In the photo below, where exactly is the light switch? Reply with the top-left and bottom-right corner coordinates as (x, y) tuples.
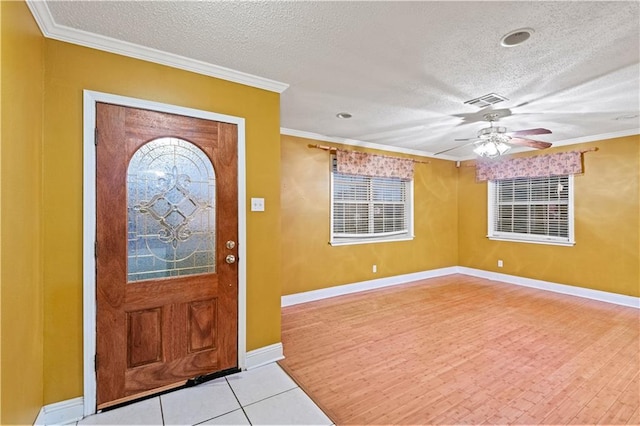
(251, 197), (265, 212)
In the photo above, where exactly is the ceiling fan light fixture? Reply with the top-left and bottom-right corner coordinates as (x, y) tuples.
(478, 125), (507, 139)
(496, 141), (511, 155)
(473, 142), (491, 157)
(473, 139), (511, 158)
(473, 115), (512, 157)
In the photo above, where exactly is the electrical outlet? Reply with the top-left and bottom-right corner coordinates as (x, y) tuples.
(251, 197), (265, 212)
(372, 264), (377, 273)
(497, 259), (504, 268)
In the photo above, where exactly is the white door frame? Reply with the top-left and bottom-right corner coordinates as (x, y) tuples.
(82, 90), (247, 416)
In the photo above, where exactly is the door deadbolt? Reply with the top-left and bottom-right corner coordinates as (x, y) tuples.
(226, 240), (236, 250)
(225, 254), (236, 264)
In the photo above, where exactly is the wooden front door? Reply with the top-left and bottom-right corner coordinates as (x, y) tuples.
(95, 103), (238, 409)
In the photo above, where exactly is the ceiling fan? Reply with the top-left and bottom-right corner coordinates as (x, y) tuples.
(435, 113), (552, 158)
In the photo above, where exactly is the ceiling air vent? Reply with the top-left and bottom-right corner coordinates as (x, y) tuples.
(463, 93), (509, 108)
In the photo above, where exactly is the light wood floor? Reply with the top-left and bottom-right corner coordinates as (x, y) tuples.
(279, 274), (639, 425)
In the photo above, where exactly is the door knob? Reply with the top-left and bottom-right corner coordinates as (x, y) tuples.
(225, 254), (236, 264)
(226, 240), (236, 250)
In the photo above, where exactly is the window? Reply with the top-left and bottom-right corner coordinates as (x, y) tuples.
(331, 158), (413, 245)
(488, 175), (574, 246)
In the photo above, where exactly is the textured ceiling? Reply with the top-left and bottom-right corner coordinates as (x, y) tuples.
(38, 1), (640, 159)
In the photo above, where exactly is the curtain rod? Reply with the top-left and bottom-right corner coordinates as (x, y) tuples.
(462, 147), (599, 167)
(580, 147), (599, 153)
(308, 144), (430, 164)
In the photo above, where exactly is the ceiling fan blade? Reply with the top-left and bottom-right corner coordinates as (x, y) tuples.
(454, 137), (477, 141)
(509, 138), (553, 149)
(434, 141), (473, 155)
(508, 128), (552, 137)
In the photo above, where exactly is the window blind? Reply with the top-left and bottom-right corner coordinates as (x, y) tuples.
(489, 175), (573, 244)
(331, 159), (410, 242)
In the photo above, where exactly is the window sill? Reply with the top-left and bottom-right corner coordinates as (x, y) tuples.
(330, 235), (415, 247)
(487, 236), (575, 247)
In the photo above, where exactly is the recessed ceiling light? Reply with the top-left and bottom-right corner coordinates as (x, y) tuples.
(336, 112), (352, 119)
(501, 28), (534, 47)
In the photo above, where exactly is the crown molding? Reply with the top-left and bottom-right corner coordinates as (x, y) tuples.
(280, 128), (459, 161)
(281, 126), (639, 162)
(550, 128), (640, 147)
(25, 1), (289, 94)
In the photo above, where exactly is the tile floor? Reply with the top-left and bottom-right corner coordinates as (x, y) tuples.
(74, 363), (333, 425)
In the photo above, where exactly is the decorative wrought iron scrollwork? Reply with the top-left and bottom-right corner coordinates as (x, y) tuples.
(134, 166), (212, 248)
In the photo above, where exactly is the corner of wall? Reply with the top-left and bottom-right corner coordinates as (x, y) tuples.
(456, 138), (640, 297)
(0, 1), (46, 424)
(0, 3), (3, 420)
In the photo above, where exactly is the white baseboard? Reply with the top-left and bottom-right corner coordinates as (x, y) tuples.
(35, 396), (84, 426)
(281, 266), (639, 309)
(281, 267), (459, 307)
(458, 267), (640, 309)
(33, 406), (46, 426)
(245, 342), (284, 370)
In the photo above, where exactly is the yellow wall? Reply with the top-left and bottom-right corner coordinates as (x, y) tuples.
(0, 1), (45, 424)
(280, 135), (459, 295)
(42, 41), (282, 403)
(282, 135), (639, 299)
(1, 3), (3, 420)
(458, 136), (640, 297)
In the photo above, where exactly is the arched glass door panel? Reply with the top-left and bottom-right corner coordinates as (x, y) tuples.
(127, 137), (216, 281)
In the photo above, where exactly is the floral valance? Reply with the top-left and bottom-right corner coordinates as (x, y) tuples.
(476, 151), (583, 182)
(336, 149), (414, 180)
